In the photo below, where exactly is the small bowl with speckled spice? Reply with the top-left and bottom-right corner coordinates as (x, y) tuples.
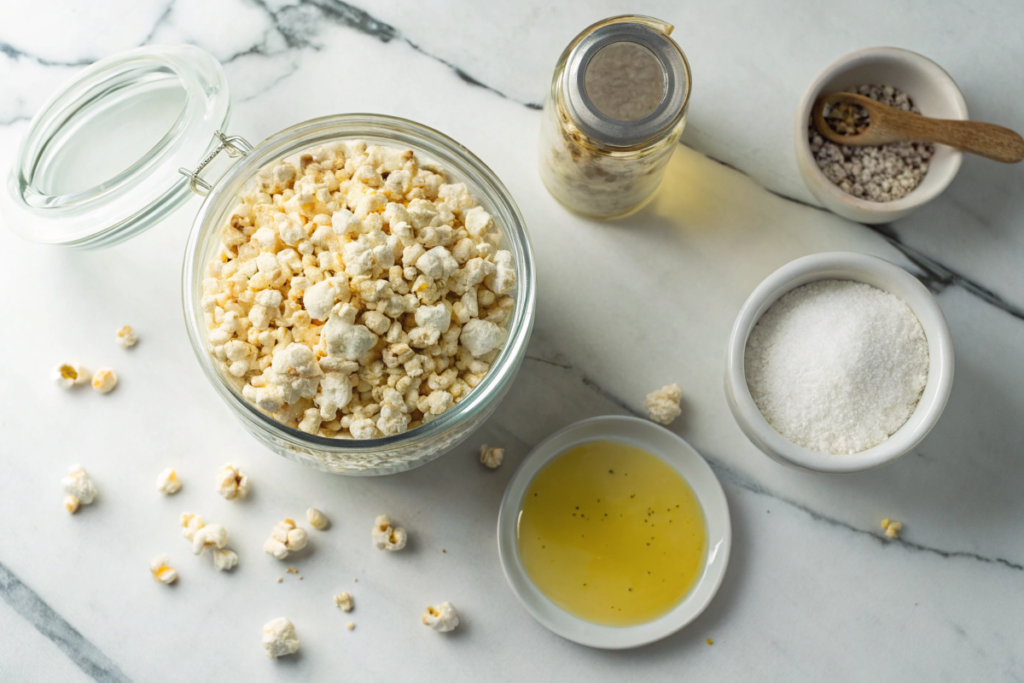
(795, 47), (969, 224)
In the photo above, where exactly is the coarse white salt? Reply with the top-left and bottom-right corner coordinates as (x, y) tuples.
(744, 280), (929, 455)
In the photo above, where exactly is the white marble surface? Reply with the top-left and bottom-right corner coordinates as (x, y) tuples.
(1, 2), (1023, 681)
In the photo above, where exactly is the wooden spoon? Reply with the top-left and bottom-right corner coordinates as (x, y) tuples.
(812, 92), (1024, 163)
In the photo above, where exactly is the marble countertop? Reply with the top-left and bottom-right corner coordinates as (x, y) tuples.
(2, 1), (1022, 681)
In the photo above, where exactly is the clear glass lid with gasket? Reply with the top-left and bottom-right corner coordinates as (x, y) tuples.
(1, 45), (231, 249)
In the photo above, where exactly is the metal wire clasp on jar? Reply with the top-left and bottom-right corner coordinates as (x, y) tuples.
(538, 15), (691, 219)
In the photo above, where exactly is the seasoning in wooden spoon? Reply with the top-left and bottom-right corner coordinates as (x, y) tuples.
(808, 84), (934, 202)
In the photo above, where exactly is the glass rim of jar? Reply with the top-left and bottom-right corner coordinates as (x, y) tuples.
(182, 113), (536, 453)
(560, 17), (691, 149)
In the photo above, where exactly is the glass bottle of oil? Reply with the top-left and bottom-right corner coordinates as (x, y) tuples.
(538, 15), (692, 219)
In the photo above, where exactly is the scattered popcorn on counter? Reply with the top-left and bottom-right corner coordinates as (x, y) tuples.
(213, 548), (238, 571)
(202, 142), (517, 447)
(52, 363), (90, 389)
(264, 518), (308, 559)
(192, 524), (228, 555)
(346, 622), (355, 630)
(180, 513), (205, 541)
(61, 465), (97, 513)
(334, 592), (354, 612)
(422, 602), (459, 633)
(372, 514), (407, 551)
(645, 383), (682, 425)
(91, 368), (118, 394)
(156, 468), (182, 494)
(116, 325), (138, 349)
(150, 555), (178, 584)
(306, 507), (329, 530)
(479, 444), (504, 469)
(262, 618), (300, 658)
(882, 518), (903, 539)
(215, 464), (250, 500)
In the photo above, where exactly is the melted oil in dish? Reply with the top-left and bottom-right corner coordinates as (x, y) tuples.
(517, 440), (706, 626)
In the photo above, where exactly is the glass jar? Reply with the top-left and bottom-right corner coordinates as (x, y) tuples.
(3, 46), (536, 476)
(539, 15), (691, 219)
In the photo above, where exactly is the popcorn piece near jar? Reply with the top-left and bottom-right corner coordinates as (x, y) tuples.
(192, 524), (228, 555)
(479, 444), (504, 469)
(264, 519), (309, 559)
(882, 518), (903, 539)
(334, 592), (354, 612)
(116, 325), (138, 349)
(180, 512), (205, 541)
(645, 384), (682, 425)
(422, 602), (459, 633)
(262, 617), (300, 658)
(156, 468), (182, 494)
(91, 368), (118, 394)
(212, 548), (239, 571)
(372, 514), (407, 551)
(306, 507), (329, 530)
(62, 465), (97, 513)
(216, 464), (250, 500)
(52, 363), (90, 389)
(150, 555), (178, 585)
(202, 142), (517, 445)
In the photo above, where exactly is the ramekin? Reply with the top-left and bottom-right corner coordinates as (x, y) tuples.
(724, 252), (954, 473)
(794, 47), (969, 224)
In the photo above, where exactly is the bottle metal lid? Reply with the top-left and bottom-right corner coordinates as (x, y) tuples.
(562, 19), (691, 149)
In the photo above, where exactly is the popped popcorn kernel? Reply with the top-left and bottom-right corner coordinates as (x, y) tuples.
(150, 555), (178, 584)
(215, 464), (250, 500)
(422, 602), (459, 633)
(883, 518), (903, 539)
(372, 514), (407, 551)
(334, 592), (354, 612)
(306, 507), (329, 530)
(212, 548), (238, 571)
(61, 465), (97, 513)
(479, 444), (504, 469)
(645, 383), (682, 425)
(91, 368), (118, 394)
(264, 518), (308, 560)
(180, 512), (205, 541)
(116, 325), (138, 349)
(156, 468), (182, 494)
(262, 618), (299, 658)
(192, 524), (228, 555)
(52, 363), (90, 389)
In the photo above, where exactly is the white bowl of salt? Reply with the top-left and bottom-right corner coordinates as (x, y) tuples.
(725, 252), (954, 473)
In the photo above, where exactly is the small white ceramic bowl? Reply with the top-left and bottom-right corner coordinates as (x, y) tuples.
(725, 252), (954, 473)
(794, 47), (969, 224)
(496, 416), (731, 649)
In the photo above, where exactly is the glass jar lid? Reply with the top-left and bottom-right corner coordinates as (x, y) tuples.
(1, 45), (230, 248)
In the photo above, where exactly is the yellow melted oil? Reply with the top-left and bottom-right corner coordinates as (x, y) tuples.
(517, 440), (707, 626)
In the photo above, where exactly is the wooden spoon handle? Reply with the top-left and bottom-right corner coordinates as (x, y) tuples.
(903, 116), (1024, 163)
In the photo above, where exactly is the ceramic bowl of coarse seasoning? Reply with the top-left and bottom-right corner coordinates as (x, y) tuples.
(794, 47), (969, 224)
(724, 252), (954, 473)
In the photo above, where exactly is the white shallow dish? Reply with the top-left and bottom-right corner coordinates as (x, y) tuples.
(794, 46), (969, 224)
(496, 415), (731, 649)
(725, 252), (955, 473)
